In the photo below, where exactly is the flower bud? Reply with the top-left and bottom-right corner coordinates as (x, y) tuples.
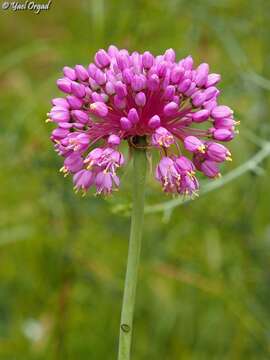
(94, 69), (106, 85)
(180, 55), (193, 70)
(204, 86), (219, 101)
(203, 99), (217, 111)
(206, 142), (231, 162)
(184, 82), (197, 96)
(71, 110), (89, 124)
(131, 74), (146, 92)
(57, 78), (72, 93)
(131, 51), (142, 71)
(135, 92), (146, 107)
(205, 73), (221, 87)
(163, 102), (178, 116)
(63, 66), (77, 81)
(66, 95), (83, 109)
(105, 81), (115, 95)
(212, 128), (234, 141)
(49, 107), (70, 122)
(115, 81), (127, 98)
(52, 98), (70, 108)
(173, 95), (180, 105)
(201, 160), (220, 178)
(184, 136), (205, 153)
(88, 63), (98, 78)
(163, 85), (175, 100)
(192, 91), (206, 107)
(95, 49), (111, 68)
(108, 134), (121, 146)
(120, 117), (132, 130)
(75, 65), (89, 81)
(51, 128), (69, 140)
(178, 79), (191, 93)
(175, 156), (195, 172)
(128, 108), (139, 124)
(184, 70), (192, 79)
(147, 74), (160, 91)
(157, 61), (167, 77)
(195, 63), (209, 87)
(122, 68), (133, 84)
(142, 51), (154, 69)
(192, 109), (210, 123)
(116, 53), (130, 70)
(114, 95), (126, 109)
(213, 117), (235, 129)
(58, 122), (73, 129)
(170, 66), (184, 83)
(88, 78), (99, 91)
(211, 105), (233, 119)
(164, 48), (176, 62)
(91, 92), (104, 102)
(107, 45), (119, 57)
(148, 115), (161, 129)
(90, 101), (109, 117)
(71, 82), (86, 98)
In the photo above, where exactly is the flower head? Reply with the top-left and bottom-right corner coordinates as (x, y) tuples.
(48, 45), (237, 195)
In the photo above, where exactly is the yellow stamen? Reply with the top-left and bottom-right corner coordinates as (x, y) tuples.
(59, 166), (66, 173)
(198, 144), (205, 154)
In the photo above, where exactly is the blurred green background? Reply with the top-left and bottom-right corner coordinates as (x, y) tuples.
(1, 0), (270, 359)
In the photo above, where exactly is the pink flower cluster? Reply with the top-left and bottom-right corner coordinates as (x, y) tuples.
(48, 45), (237, 195)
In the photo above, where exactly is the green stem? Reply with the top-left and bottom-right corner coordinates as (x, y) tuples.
(118, 137), (147, 360)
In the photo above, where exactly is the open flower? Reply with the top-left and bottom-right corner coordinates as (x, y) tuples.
(48, 45), (237, 195)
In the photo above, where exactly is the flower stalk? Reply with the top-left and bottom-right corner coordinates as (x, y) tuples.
(118, 137), (147, 360)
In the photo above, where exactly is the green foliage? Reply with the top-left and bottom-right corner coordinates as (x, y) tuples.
(0, 0), (270, 359)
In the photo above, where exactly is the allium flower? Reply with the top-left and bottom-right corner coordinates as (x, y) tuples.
(47, 45), (238, 195)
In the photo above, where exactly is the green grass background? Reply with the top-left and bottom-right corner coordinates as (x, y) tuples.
(0, 0), (270, 359)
